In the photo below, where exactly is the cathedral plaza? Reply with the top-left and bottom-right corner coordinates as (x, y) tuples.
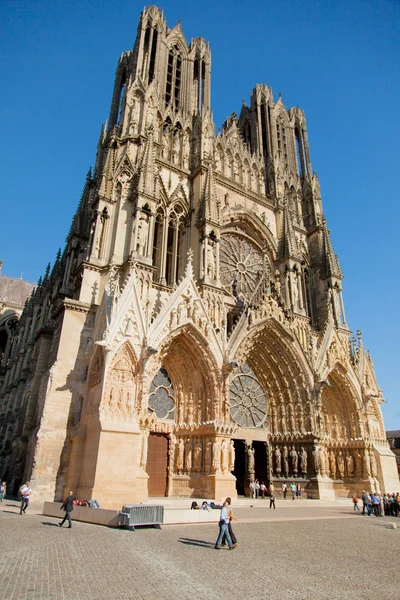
(0, 499), (399, 600)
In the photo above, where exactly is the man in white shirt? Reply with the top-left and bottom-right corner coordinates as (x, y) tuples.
(19, 481), (31, 514)
(214, 501), (236, 550)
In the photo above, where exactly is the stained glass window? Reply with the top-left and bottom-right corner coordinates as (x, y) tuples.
(148, 367), (175, 420)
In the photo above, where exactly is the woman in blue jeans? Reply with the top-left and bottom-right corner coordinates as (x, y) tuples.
(215, 501), (236, 550)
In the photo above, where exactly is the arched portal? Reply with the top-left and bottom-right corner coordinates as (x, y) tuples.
(143, 324), (231, 498)
(231, 318), (314, 495)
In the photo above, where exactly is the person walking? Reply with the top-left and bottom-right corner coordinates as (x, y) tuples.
(269, 493), (276, 509)
(361, 491), (369, 515)
(255, 480), (260, 499)
(215, 500), (236, 550)
(59, 491), (74, 528)
(19, 481), (31, 514)
(352, 494), (360, 511)
(221, 497), (238, 547)
(282, 482), (287, 500)
(0, 481), (6, 502)
(290, 482), (296, 500)
(260, 482), (267, 498)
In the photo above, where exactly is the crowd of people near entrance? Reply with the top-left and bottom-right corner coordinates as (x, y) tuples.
(249, 480), (303, 501)
(352, 491), (400, 517)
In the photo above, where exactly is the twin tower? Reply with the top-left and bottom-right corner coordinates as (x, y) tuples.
(0, 5), (396, 506)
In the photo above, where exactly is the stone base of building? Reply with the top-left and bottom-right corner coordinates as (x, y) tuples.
(169, 472), (237, 501)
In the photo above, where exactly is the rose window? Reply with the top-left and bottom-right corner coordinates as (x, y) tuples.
(220, 233), (264, 298)
(148, 368), (175, 420)
(229, 364), (267, 428)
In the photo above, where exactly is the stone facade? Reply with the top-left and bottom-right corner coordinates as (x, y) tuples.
(0, 6), (397, 506)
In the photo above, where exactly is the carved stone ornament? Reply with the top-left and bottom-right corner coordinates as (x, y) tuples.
(220, 233), (263, 299)
(229, 364), (267, 428)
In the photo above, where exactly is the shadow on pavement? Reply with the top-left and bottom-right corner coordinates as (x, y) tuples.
(178, 537), (215, 548)
(41, 521), (61, 527)
(2, 510), (21, 515)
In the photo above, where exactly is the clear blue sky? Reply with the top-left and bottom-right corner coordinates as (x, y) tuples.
(1, 0), (399, 427)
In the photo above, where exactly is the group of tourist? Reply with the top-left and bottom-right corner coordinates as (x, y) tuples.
(352, 491), (400, 517)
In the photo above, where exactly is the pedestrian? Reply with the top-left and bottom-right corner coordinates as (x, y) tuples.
(221, 497), (238, 547)
(268, 483), (274, 496)
(59, 491), (74, 528)
(255, 480), (260, 499)
(352, 494), (360, 511)
(361, 491), (369, 515)
(290, 482), (296, 500)
(0, 481), (6, 502)
(269, 493), (276, 509)
(19, 481), (31, 514)
(249, 481), (255, 498)
(296, 484), (302, 498)
(282, 482), (287, 500)
(371, 492), (380, 517)
(215, 500), (236, 550)
(260, 482), (267, 498)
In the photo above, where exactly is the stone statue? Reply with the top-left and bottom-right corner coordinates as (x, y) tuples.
(300, 446), (307, 477)
(221, 439), (229, 474)
(204, 440), (212, 473)
(312, 445), (320, 475)
(319, 447), (326, 476)
(355, 451), (362, 478)
(274, 446), (282, 476)
(290, 446), (298, 475)
(140, 432), (148, 468)
(137, 215), (149, 256)
(346, 452), (354, 478)
(292, 274), (299, 308)
(337, 451), (345, 479)
(329, 450), (337, 479)
(247, 445), (255, 473)
(229, 440), (235, 472)
(370, 450), (378, 478)
(176, 438), (184, 473)
(193, 438), (202, 473)
(212, 440), (220, 473)
(185, 439), (192, 472)
(282, 445), (289, 477)
(363, 449), (371, 478)
(172, 130), (180, 164)
(206, 244), (215, 279)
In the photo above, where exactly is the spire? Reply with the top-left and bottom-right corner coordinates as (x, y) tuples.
(196, 158), (220, 226)
(137, 128), (156, 197)
(278, 202), (299, 260)
(321, 217), (342, 279)
(68, 168), (92, 241)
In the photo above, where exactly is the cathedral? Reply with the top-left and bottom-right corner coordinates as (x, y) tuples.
(0, 5), (397, 507)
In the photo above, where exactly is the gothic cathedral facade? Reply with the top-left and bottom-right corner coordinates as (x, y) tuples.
(0, 6), (397, 507)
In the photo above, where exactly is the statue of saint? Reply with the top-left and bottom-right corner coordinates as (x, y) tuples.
(355, 451), (362, 478)
(207, 244), (216, 279)
(221, 439), (229, 474)
(175, 438), (184, 473)
(300, 446), (307, 477)
(137, 215), (149, 256)
(290, 446), (298, 475)
(319, 447), (326, 476)
(370, 451), (378, 478)
(329, 450), (337, 479)
(337, 451), (345, 479)
(282, 445), (289, 477)
(229, 440), (235, 472)
(312, 445), (320, 475)
(274, 446), (282, 476)
(193, 438), (202, 473)
(363, 449), (371, 478)
(212, 440), (220, 473)
(247, 445), (255, 473)
(184, 439), (192, 473)
(346, 452), (355, 478)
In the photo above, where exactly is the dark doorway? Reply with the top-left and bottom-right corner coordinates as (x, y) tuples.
(146, 433), (168, 496)
(233, 439), (246, 496)
(254, 441), (269, 488)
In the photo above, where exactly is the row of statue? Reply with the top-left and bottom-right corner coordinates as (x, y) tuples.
(174, 436), (235, 475)
(272, 444), (378, 480)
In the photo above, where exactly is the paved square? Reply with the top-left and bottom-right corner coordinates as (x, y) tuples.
(0, 502), (399, 600)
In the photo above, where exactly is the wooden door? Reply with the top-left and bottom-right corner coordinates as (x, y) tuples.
(146, 433), (169, 496)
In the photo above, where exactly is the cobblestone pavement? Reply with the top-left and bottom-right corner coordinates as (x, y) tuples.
(1, 501), (399, 600)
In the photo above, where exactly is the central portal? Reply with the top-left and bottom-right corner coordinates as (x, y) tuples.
(233, 439), (270, 496)
(146, 433), (169, 496)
